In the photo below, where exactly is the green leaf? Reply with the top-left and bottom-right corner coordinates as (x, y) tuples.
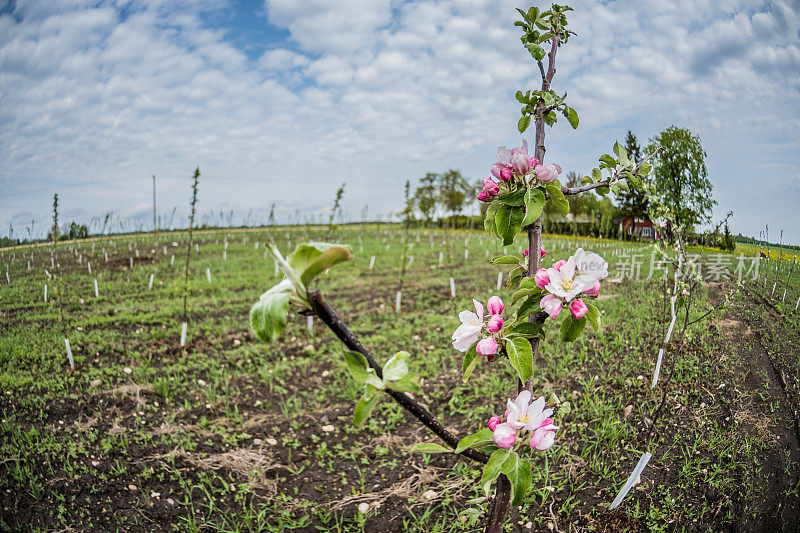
(544, 110), (557, 126)
(455, 429), (494, 454)
(515, 90), (527, 104)
(599, 154), (616, 168)
(287, 242), (354, 286)
(410, 442), (451, 454)
(627, 171), (643, 189)
(585, 302), (601, 331)
(491, 255), (521, 265)
(637, 161), (652, 176)
(496, 189), (526, 206)
(544, 184), (569, 215)
(364, 369), (384, 390)
(343, 350), (368, 382)
(597, 186), (610, 196)
(501, 454), (532, 506)
(560, 315), (587, 342)
(565, 106), (579, 129)
(518, 115), (531, 133)
(505, 337), (533, 383)
(462, 342), (479, 382)
(386, 374), (420, 394)
(511, 287), (538, 306)
(516, 294), (542, 321)
(249, 280), (292, 342)
(613, 141), (629, 165)
(484, 201), (500, 236)
(526, 43), (545, 61)
(521, 188), (546, 227)
(506, 322), (545, 339)
(481, 449), (510, 497)
(591, 168), (602, 182)
(354, 393), (379, 426)
(382, 351), (409, 382)
(495, 205), (524, 246)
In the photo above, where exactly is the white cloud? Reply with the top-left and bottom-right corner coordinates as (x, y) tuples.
(1, 0), (799, 242)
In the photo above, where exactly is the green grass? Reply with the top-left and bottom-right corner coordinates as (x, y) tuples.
(1, 226), (798, 531)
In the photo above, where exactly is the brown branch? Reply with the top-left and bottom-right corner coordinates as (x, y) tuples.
(485, 475), (512, 533)
(307, 290), (489, 465)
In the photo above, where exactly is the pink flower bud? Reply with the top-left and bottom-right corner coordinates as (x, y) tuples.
(487, 416), (502, 431)
(492, 423), (517, 449)
(681, 288), (689, 296)
(552, 259), (566, 272)
(486, 296), (504, 315)
(487, 314), (504, 333)
(476, 337), (498, 357)
(534, 268), (550, 289)
(491, 163), (513, 182)
(540, 294), (562, 319)
(481, 177), (499, 196)
(583, 279), (600, 297)
(570, 299), (588, 319)
(540, 246), (546, 259)
(529, 427), (556, 451)
(477, 189), (491, 202)
(522, 248), (529, 258)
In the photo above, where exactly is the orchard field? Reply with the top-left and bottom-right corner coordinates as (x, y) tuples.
(1, 226), (799, 532)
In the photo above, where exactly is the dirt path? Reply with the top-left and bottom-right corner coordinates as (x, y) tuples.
(712, 279), (800, 531)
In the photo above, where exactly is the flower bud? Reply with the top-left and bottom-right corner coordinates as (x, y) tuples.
(570, 298), (588, 319)
(486, 296), (504, 315)
(487, 314), (504, 333)
(540, 294), (562, 319)
(534, 268), (550, 289)
(529, 427), (556, 451)
(487, 416), (502, 431)
(552, 259), (566, 272)
(481, 177), (499, 196)
(477, 189), (491, 202)
(476, 337), (498, 357)
(540, 246), (546, 259)
(492, 423), (517, 449)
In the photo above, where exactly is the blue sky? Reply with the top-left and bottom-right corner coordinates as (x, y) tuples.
(1, 0), (799, 243)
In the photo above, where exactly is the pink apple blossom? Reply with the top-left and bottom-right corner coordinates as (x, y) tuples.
(487, 314), (504, 333)
(552, 259), (566, 272)
(486, 296), (504, 315)
(476, 337), (498, 357)
(534, 268), (550, 289)
(534, 162), (562, 183)
(529, 422), (558, 451)
(487, 416), (502, 431)
(496, 140), (534, 177)
(540, 294), (562, 319)
(570, 299), (588, 319)
(492, 422), (517, 449)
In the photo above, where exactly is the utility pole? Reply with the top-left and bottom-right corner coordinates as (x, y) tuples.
(152, 174), (157, 234)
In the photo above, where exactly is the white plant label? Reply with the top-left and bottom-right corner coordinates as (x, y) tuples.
(497, 272), (503, 290)
(450, 277), (456, 298)
(94, 279), (99, 298)
(306, 315), (313, 333)
(64, 338), (75, 369)
(180, 322), (188, 347)
(395, 290), (402, 313)
(148, 273), (155, 291)
(206, 268), (212, 283)
(44, 284), (47, 302)
(369, 256), (375, 270)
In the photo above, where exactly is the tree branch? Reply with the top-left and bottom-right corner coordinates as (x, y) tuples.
(307, 290), (489, 464)
(560, 148), (662, 197)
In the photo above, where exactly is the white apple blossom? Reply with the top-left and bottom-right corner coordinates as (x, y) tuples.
(451, 299), (484, 352)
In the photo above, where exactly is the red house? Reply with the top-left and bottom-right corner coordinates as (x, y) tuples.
(620, 217), (659, 240)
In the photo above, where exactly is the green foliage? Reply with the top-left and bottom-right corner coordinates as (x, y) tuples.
(645, 126), (716, 234)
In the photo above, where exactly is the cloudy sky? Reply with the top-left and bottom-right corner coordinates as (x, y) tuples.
(1, 0), (799, 242)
